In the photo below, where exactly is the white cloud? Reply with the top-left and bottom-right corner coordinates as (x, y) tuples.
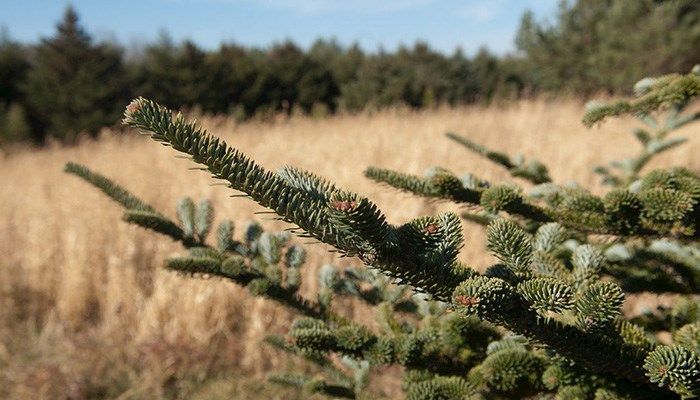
(459, 0), (505, 23)
(185, 0), (436, 14)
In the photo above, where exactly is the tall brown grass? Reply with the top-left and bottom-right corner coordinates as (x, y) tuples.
(1, 100), (697, 399)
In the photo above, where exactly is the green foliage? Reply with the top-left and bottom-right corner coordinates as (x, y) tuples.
(517, 277), (574, 314)
(446, 132), (551, 184)
(67, 68), (700, 399)
(2, 3), (699, 145)
(583, 69), (700, 126)
(0, 102), (31, 145)
(452, 276), (516, 321)
(0, 29), (31, 146)
(64, 162), (155, 212)
(675, 323), (700, 355)
(134, 36), (215, 112)
(404, 375), (474, 400)
(516, 0), (700, 95)
(579, 67), (700, 190)
(477, 347), (545, 394)
(0, 29), (29, 107)
(21, 7), (128, 143)
(487, 219), (533, 274)
(122, 97), (473, 299)
(574, 282), (624, 330)
(644, 345), (700, 398)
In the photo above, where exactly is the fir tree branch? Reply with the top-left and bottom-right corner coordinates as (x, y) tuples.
(65, 162), (155, 212)
(364, 166), (551, 222)
(446, 132), (552, 184)
(119, 98), (689, 397)
(268, 373), (356, 399)
(67, 157), (477, 378)
(452, 275), (667, 393)
(367, 164), (700, 239)
(65, 162), (201, 247)
(122, 97), (472, 300)
(364, 166), (481, 204)
(583, 70), (700, 126)
(123, 210), (197, 247)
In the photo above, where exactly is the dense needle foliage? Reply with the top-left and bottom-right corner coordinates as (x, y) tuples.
(67, 67), (700, 399)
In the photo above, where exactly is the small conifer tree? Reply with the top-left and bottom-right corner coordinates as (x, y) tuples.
(67, 67), (700, 399)
(23, 7), (127, 143)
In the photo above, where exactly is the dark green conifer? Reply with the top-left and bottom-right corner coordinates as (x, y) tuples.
(22, 7), (127, 143)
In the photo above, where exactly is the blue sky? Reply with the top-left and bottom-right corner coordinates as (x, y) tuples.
(0, 0), (559, 55)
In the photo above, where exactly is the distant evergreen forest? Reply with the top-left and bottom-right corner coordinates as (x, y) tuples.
(1, 0), (698, 145)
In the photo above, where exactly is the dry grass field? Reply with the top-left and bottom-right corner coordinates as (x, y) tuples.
(1, 99), (698, 399)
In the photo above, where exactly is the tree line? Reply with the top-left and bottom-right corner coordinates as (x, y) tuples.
(1, 0), (698, 146)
